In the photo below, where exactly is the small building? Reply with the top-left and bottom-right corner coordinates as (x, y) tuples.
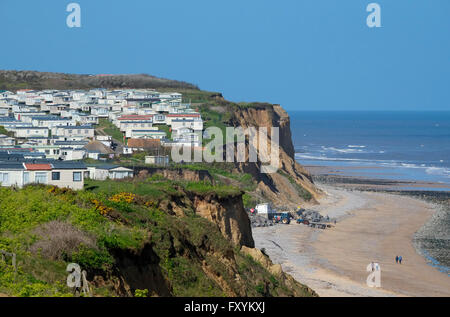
(127, 138), (161, 151)
(23, 163), (54, 186)
(127, 129), (166, 139)
(11, 127), (49, 138)
(95, 135), (112, 148)
(145, 155), (169, 166)
(0, 162), (26, 187)
(170, 118), (203, 132)
(60, 147), (86, 161)
(31, 116), (74, 129)
(84, 141), (114, 157)
(119, 120), (153, 133)
(0, 161), (87, 190)
(122, 146), (133, 155)
(52, 125), (95, 140)
(50, 161), (87, 190)
(26, 145), (61, 159)
(0, 135), (15, 146)
(86, 165), (133, 180)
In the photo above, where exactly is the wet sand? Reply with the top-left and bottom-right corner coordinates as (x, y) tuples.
(253, 185), (450, 297)
(306, 165), (450, 191)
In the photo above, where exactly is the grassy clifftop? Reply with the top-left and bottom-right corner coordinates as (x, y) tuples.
(0, 70), (198, 91)
(0, 177), (316, 297)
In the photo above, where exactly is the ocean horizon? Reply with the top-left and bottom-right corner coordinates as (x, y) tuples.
(290, 110), (450, 274)
(290, 111), (450, 190)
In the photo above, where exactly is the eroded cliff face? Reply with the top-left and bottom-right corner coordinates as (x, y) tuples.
(135, 167), (214, 183)
(192, 193), (254, 248)
(90, 189), (315, 297)
(156, 188), (254, 248)
(229, 104), (321, 207)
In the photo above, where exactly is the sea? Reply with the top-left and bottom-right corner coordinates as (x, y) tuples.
(290, 111), (450, 275)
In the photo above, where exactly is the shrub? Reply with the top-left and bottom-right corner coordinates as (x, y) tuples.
(29, 221), (97, 260)
(134, 289), (149, 297)
(109, 193), (136, 204)
(255, 283), (265, 295)
(70, 246), (114, 271)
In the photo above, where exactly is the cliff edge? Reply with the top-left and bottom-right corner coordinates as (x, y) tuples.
(229, 104), (321, 206)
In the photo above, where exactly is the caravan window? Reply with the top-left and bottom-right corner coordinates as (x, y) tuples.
(73, 172), (82, 182)
(23, 172), (30, 184)
(0, 173), (9, 185)
(35, 172), (48, 184)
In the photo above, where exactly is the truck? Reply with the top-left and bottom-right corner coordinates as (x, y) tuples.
(254, 203), (275, 217)
(254, 204), (291, 224)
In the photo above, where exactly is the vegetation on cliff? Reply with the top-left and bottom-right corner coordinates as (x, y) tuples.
(0, 177), (316, 297)
(0, 70), (319, 297)
(0, 71), (198, 91)
(1, 69), (319, 207)
(186, 91), (319, 206)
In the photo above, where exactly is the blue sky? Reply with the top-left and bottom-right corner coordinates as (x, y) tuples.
(0, 0), (449, 111)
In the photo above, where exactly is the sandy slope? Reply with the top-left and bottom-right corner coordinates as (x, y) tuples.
(253, 185), (450, 297)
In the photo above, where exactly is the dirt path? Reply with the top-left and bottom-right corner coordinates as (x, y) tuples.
(95, 126), (124, 155)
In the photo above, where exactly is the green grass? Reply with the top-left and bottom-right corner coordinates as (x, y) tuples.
(97, 118), (124, 143)
(278, 171), (313, 201)
(0, 125), (8, 135)
(84, 178), (179, 200)
(153, 124), (172, 139)
(184, 181), (241, 198)
(0, 186), (113, 296)
(0, 178), (315, 297)
(196, 105), (230, 145)
(0, 125), (15, 137)
(85, 177), (240, 200)
(157, 88), (221, 104)
(168, 162), (256, 193)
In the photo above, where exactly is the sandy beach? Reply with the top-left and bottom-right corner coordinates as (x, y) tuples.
(253, 185), (450, 297)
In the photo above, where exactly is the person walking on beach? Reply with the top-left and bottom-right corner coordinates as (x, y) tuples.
(399, 256), (403, 264)
(395, 255), (399, 264)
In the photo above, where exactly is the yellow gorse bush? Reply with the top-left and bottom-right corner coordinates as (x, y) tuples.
(109, 193), (136, 204)
(144, 201), (157, 208)
(91, 199), (113, 216)
(47, 186), (73, 195)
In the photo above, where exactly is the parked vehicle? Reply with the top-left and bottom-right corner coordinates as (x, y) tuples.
(296, 219), (310, 225)
(255, 203), (276, 217)
(252, 203), (295, 225)
(273, 212), (291, 224)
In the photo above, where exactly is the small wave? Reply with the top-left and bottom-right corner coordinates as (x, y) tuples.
(295, 153), (450, 178)
(400, 163), (418, 168)
(396, 164), (450, 177)
(295, 153), (386, 163)
(321, 146), (366, 154)
(348, 145), (367, 148)
(426, 167), (450, 178)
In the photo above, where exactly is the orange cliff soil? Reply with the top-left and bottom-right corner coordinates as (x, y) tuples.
(229, 104), (322, 207)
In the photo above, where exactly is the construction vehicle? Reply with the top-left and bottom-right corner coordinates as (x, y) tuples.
(296, 218), (310, 225)
(253, 203), (292, 224)
(308, 222), (332, 229)
(273, 212), (291, 224)
(295, 208), (334, 229)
